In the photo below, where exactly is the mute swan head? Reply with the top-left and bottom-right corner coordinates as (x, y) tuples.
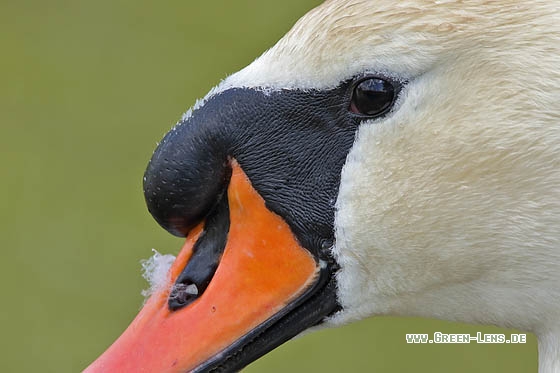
(87, 1), (560, 372)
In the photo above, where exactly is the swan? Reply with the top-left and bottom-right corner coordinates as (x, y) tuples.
(85, 0), (560, 372)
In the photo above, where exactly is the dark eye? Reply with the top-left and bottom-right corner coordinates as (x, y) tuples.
(350, 77), (396, 117)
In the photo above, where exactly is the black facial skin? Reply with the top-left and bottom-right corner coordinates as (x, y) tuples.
(143, 77), (402, 372)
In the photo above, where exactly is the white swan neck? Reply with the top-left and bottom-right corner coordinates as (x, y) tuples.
(539, 328), (560, 373)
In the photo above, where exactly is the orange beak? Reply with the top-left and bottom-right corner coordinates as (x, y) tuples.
(85, 162), (323, 372)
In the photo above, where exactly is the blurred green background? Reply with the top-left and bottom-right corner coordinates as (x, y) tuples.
(0, 1), (537, 372)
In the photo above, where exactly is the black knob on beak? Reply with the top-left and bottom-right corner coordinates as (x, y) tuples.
(143, 113), (231, 237)
(143, 85), (359, 254)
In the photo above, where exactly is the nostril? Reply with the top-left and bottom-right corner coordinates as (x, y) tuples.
(168, 194), (230, 311)
(168, 282), (199, 309)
